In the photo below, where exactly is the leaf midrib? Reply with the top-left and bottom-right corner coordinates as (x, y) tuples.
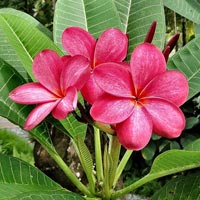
(0, 14), (33, 62)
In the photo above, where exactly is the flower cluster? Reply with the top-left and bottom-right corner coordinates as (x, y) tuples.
(10, 23), (188, 150)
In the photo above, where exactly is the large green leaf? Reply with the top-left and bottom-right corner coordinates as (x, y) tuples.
(0, 154), (84, 200)
(53, 0), (122, 50)
(0, 13), (62, 81)
(163, 0), (200, 24)
(0, 8), (52, 82)
(152, 173), (200, 200)
(0, 8), (52, 38)
(167, 37), (200, 100)
(113, 150), (200, 198)
(60, 114), (87, 139)
(114, 0), (165, 56)
(113, 0), (131, 33)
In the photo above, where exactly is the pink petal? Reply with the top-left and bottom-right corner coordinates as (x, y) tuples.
(94, 28), (128, 65)
(62, 27), (96, 61)
(81, 74), (104, 105)
(24, 100), (59, 130)
(130, 43), (166, 94)
(33, 50), (64, 96)
(141, 70), (189, 106)
(61, 55), (71, 65)
(60, 55), (90, 93)
(9, 83), (57, 104)
(93, 63), (134, 98)
(116, 106), (152, 150)
(90, 94), (134, 124)
(143, 98), (185, 138)
(52, 87), (78, 119)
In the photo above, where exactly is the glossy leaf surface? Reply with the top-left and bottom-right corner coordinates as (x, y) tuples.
(0, 154), (84, 200)
(167, 37), (200, 100)
(152, 173), (200, 200)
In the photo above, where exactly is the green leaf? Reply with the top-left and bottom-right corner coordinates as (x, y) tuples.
(116, 0), (165, 56)
(141, 141), (156, 161)
(53, 0), (122, 50)
(113, 0), (131, 33)
(167, 37), (200, 100)
(0, 8), (52, 82)
(185, 138), (200, 151)
(0, 13), (62, 81)
(152, 173), (200, 200)
(60, 113), (87, 139)
(75, 137), (96, 193)
(113, 150), (200, 199)
(163, 0), (200, 24)
(194, 24), (200, 38)
(149, 150), (200, 175)
(8, 191), (85, 200)
(0, 154), (84, 200)
(185, 117), (200, 129)
(0, 8), (52, 38)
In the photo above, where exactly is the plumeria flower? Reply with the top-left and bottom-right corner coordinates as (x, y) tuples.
(90, 43), (188, 150)
(62, 27), (128, 104)
(9, 50), (90, 130)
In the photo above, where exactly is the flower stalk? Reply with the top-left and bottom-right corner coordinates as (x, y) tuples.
(113, 150), (133, 187)
(94, 127), (104, 183)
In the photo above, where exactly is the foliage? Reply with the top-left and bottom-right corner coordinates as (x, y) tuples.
(0, 0), (200, 199)
(0, 128), (34, 164)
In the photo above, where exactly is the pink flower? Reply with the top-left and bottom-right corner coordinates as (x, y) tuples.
(9, 50), (90, 130)
(62, 27), (128, 104)
(90, 43), (188, 150)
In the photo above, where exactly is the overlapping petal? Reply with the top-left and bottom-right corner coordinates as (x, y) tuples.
(33, 50), (64, 96)
(52, 87), (78, 119)
(90, 94), (134, 124)
(81, 74), (104, 104)
(143, 98), (185, 138)
(116, 106), (152, 150)
(24, 100), (59, 130)
(141, 70), (189, 106)
(9, 83), (57, 104)
(130, 43), (166, 94)
(93, 63), (134, 97)
(94, 28), (128, 65)
(62, 27), (96, 60)
(60, 55), (90, 93)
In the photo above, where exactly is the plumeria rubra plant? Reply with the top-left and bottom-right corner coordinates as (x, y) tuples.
(1, 0), (200, 200)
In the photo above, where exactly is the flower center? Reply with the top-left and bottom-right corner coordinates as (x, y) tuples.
(134, 96), (139, 101)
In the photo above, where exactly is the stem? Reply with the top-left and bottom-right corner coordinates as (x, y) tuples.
(109, 136), (121, 188)
(94, 127), (104, 183)
(103, 145), (111, 199)
(113, 150), (133, 187)
(37, 141), (93, 197)
(111, 174), (151, 199)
